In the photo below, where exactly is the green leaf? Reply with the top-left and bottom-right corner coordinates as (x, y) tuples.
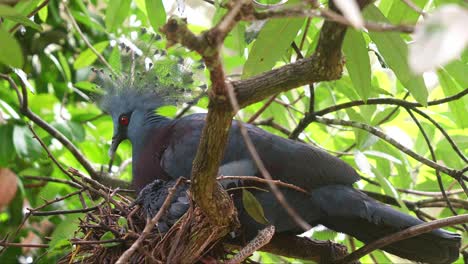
(57, 51), (71, 82)
(242, 189), (269, 225)
(0, 5), (42, 31)
(0, 124), (16, 166)
(437, 70), (468, 128)
(343, 29), (372, 101)
(0, 27), (24, 68)
(145, 0), (166, 32)
(387, 0), (428, 24)
(117, 217), (128, 227)
(371, 107), (400, 125)
(346, 108), (368, 149)
(73, 41), (109, 69)
(51, 121), (85, 142)
(71, 10), (106, 32)
(105, 0), (132, 32)
(108, 46), (122, 74)
(435, 135), (468, 169)
(364, 5), (428, 105)
(373, 141), (411, 188)
(38, 5), (48, 22)
(74, 81), (101, 93)
(12, 126), (44, 159)
(100, 231), (120, 247)
(372, 167), (409, 213)
(444, 59), (468, 87)
(49, 214), (82, 250)
(242, 17), (304, 78)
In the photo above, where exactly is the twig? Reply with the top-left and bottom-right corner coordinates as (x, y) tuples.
(315, 88), (468, 116)
(27, 124), (79, 183)
(253, 118), (294, 137)
(273, 98), (304, 115)
(315, 117), (464, 181)
(407, 109), (467, 231)
(67, 167), (130, 210)
(9, 0), (50, 33)
(336, 214), (468, 264)
(299, 18), (312, 50)
(399, 188), (464, 197)
(247, 95), (278, 124)
(411, 107), (468, 163)
(400, 0), (426, 16)
(116, 178), (183, 263)
(70, 238), (127, 245)
(252, 5), (415, 33)
(30, 189), (85, 212)
(361, 175), (465, 197)
(30, 206), (99, 216)
(175, 91), (207, 119)
(23, 175), (82, 189)
(63, 5), (116, 76)
(0, 241), (49, 248)
(217, 175), (307, 193)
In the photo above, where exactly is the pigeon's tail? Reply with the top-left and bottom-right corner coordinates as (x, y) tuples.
(311, 185), (461, 264)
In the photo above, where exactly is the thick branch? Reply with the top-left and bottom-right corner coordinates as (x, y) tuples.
(261, 234), (354, 264)
(234, 17), (347, 107)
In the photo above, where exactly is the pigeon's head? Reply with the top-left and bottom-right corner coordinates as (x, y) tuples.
(99, 80), (171, 159)
(96, 64), (198, 159)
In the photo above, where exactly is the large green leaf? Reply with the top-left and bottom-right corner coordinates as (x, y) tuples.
(444, 59), (468, 87)
(12, 126), (44, 159)
(437, 70), (468, 128)
(0, 5), (42, 31)
(364, 5), (428, 105)
(73, 41), (109, 69)
(49, 214), (83, 251)
(0, 27), (23, 68)
(343, 29), (372, 101)
(145, 0), (166, 32)
(71, 10), (106, 32)
(387, 0), (428, 24)
(242, 17), (304, 78)
(105, 0), (132, 32)
(108, 45), (122, 74)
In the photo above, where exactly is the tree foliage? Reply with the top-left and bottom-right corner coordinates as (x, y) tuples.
(0, 0), (467, 263)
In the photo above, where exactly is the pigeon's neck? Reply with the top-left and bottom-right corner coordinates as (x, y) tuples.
(129, 111), (172, 160)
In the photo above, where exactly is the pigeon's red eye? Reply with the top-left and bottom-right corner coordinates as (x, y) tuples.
(119, 115), (129, 126)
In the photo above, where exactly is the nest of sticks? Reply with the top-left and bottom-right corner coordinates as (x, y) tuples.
(58, 188), (235, 264)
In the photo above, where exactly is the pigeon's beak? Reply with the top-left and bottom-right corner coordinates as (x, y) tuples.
(108, 132), (125, 172)
(108, 133), (125, 158)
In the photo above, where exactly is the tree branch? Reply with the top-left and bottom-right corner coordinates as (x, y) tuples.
(336, 214), (468, 264)
(314, 117), (466, 182)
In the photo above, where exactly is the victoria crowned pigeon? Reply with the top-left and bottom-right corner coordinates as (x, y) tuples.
(100, 74), (461, 264)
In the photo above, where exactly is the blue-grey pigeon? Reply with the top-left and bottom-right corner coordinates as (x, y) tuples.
(100, 76), (461, 264)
